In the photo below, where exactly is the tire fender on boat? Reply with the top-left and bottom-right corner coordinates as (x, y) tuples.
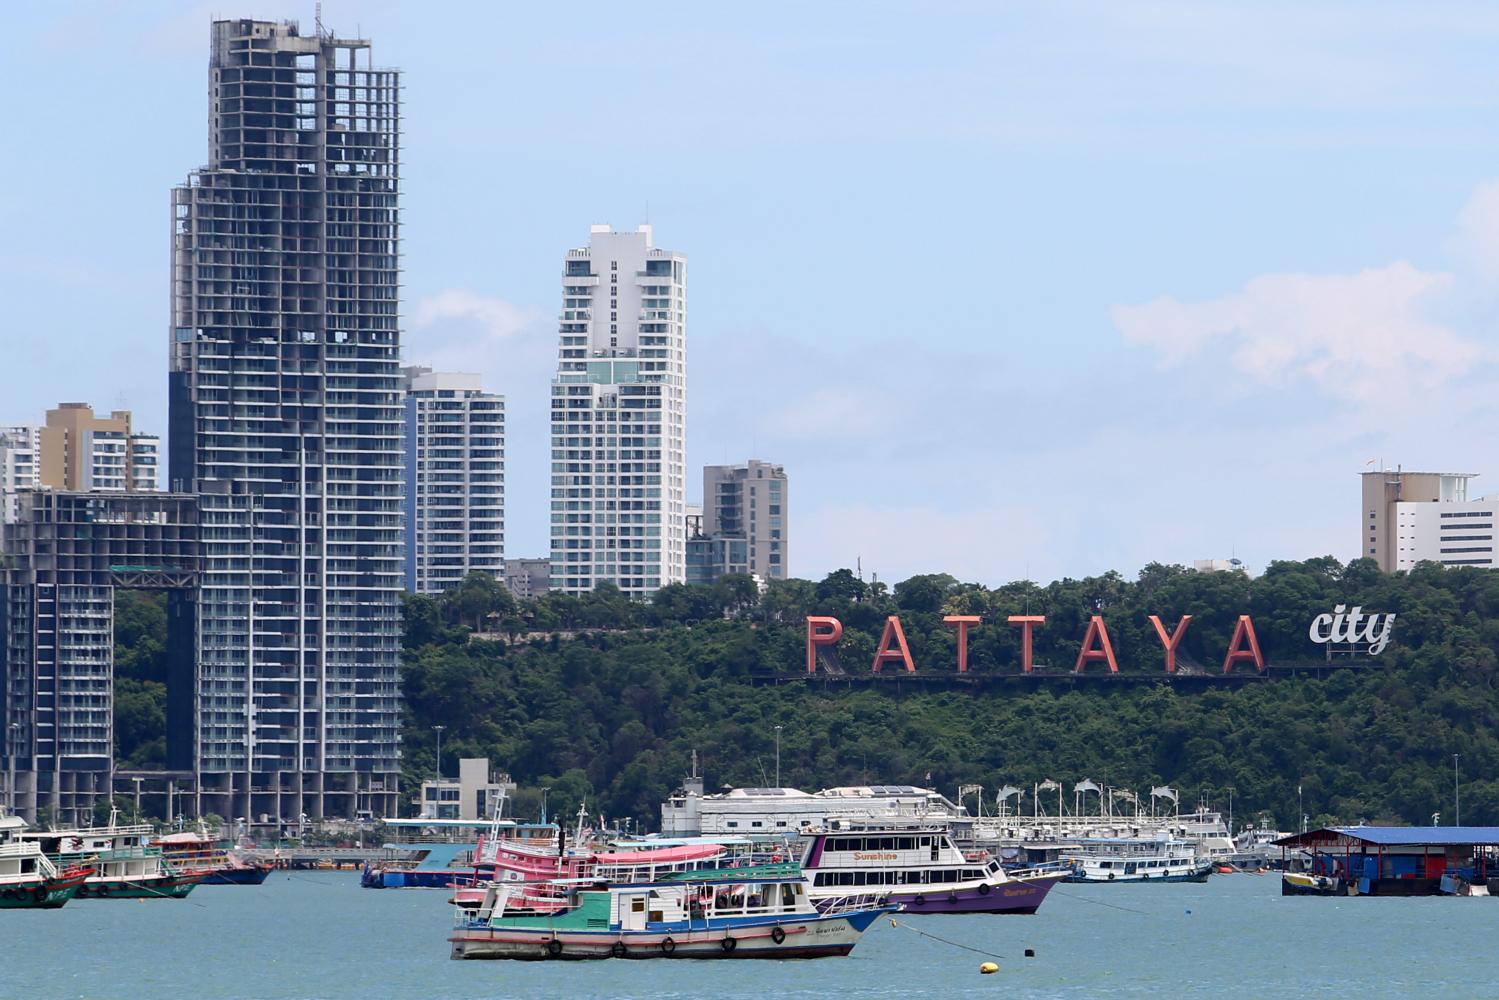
(32, 887), (46, 903)
(546, 938), (563, 957)
(660, 937), (676, 955)
(978, 882), (992, 896)
(914, 894), (926, 906)
(771, 926), (786, 945)
(611, 941), (627, 958)
(947, 892), (958, 904)
(721, 936), (737, 953)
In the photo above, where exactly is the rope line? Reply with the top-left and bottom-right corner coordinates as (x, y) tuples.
(887, 917), (1002, 959)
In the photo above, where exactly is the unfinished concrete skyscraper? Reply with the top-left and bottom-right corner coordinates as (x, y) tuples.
(169, 19), (403, 821)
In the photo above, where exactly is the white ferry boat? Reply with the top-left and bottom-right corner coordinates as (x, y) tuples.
(1060, 837), (1211, 883)
(662, 777), (967, 837)
(800, 825), (1065, 914)
(0, 813), (91, 908)
(23, 817), (202, 899)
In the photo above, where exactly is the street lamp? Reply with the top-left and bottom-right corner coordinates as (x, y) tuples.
(132, 777), (143, 822)
(774, 725), (783, 788)
(1226, 785), (1235, 836)
(432, 725), (446, 782)
(540, 786), (551, 826)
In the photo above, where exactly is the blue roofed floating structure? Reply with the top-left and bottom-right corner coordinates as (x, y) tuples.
(1273, 827), (1499, 897)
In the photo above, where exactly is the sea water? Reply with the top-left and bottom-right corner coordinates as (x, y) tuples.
(4, 872), (1493, 999)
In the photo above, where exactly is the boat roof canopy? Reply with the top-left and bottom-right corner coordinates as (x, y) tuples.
(1275, 826), (1499, 849)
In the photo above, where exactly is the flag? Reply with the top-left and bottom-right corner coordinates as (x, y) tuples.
(1074, 779), (1100, 794)
(997, 786), (1023, 801)
(1037, 779), (1061, 792)
(1150, 785), (1178, 803)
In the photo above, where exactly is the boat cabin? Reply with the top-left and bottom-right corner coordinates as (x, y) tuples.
(1275, 826), (1499, 896)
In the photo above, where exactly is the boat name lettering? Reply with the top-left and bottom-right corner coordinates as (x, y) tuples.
(850, 852), (898, 861)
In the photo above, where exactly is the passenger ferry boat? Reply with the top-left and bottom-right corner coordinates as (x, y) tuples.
(24, 816), (203, 899)
(1060, 837), (1211, 883)
(449, 861), (889, 960)
(800, 826), (1065, 914)
(152, 831), (270, 885)
(0, 813), (92, 908)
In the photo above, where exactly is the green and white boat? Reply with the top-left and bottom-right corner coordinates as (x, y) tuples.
(0, 813), (92, 909)
(23, 814), (203, 900)
(450, 861), (890, 961)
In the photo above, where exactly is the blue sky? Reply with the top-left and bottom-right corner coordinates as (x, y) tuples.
(6, 1), (1499, 585)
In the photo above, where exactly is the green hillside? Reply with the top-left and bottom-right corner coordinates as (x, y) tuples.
(398, 558), (1499, 831)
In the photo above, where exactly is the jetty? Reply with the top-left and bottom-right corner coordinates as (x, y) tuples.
(1275, 826), (1499, 896)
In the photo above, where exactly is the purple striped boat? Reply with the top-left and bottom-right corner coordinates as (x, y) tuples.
(801, 828), (1065, 914)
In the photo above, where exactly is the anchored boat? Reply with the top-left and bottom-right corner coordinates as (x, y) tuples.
(1060, 836), (1211, 883)
(449, 862), (890, 960)
(0, 813), (92, 909)
(800, 826), (1065, 914)
(153, 831), (271, 885)
(23, 816), (203, 899)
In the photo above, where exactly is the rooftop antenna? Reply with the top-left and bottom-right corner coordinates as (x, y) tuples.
(690, 749), (698, 779)
(856, 556), (863, 581)
(315, 2), (323, 37)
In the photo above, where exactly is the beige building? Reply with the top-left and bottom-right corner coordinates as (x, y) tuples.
(37, 403), (158, 493)
(703, 460), (788, 581)
(1361, 469), (1489, 571)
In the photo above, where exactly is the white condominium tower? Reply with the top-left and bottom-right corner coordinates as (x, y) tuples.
(550, 225), (687, 597)
(403, 367), (506, 594)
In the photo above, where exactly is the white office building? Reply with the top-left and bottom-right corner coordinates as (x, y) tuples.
(550, 225), (687, 597)
(403, 367), (505, 594)
(1363, 469), (1499, 570)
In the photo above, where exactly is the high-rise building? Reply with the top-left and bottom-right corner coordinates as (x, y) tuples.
(1361, 468), (1498, 571)
(403, 367), (505, 594)
(0, 426), (40, 528)
(31, 404), (160, 494)
(2, 491), (199, 825)
(703, 460), (788, 582)
(550, 225), (687, 598)
(169, 18), (403, 820)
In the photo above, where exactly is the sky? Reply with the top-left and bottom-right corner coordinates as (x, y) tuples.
(6, 1), (1499, 586)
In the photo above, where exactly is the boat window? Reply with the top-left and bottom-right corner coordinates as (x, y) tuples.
(781, 884), (796, 908)
(631, 897), (646, 913)
(727, 822), (739, 828)
(898, 837), (914, 851)
(751, 822), (763, 828)
(815, 873), (830, 886)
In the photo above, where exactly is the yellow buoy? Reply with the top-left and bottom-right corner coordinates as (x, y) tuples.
(979, 962), (999, 975)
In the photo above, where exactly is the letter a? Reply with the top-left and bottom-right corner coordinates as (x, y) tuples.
(944, 615), (983, 673)
(1149, 615), (1192, 674)
(1222, 615), (1265, 673)
(1074, 616), (1119, 673)
(872, 616), (917, 673)
(805, 616), (842, 674)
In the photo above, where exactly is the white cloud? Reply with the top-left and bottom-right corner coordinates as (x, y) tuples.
(412, 287), (535, 341)
(1452, 179), (1499, 280)
(1111, 262), (1477, 404)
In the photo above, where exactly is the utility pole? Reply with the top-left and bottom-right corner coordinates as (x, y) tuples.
(7, 722), (18, 816)
(541, 786), (550, 826)
(1226, 785), (1235, 836)
(774, 725), (783, 788)
(132, 777), (143, 822)
(433, 725), (446, 782)
(1454, 754), (1460, 826)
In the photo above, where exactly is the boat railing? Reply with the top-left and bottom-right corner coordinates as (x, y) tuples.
(659, 861), (803, 883)
(815, 891), (890, 915)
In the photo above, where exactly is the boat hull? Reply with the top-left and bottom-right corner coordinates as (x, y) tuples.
(846, 873), (1063, 915)
(450, 912), (880, 961)
(1064, 867), (1211, 884)
(201, 866), (271, 886)
(0, 879), (82, 909)
(74, 873), (203, 899)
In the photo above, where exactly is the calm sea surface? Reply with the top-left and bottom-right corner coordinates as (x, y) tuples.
(6, 871), (1497, 999)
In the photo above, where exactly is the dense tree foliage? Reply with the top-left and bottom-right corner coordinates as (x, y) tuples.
(110, 559), (1499, 830)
